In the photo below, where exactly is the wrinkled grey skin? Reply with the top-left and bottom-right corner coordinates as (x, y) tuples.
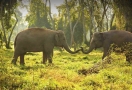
(81, 30), (132, 63)
(11, 28), (81, 65)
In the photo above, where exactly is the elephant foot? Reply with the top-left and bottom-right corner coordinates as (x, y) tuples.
(48, 61), (52, 63)
(42, 61), (46, 64)
(126, 60), (132, 64)
(48, 59), (52, 63)
(126, 57), (132, 64)
(48, 63), (54, 66)
(20, 63), (25, 66)
(20, 60), (25, 65)
(11, 60), (17, 65)
(42, 61), (47, 64)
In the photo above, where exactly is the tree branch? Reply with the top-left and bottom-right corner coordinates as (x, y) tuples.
(7, 12), (18, 48)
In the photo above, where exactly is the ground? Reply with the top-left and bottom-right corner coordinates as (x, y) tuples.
(0, 48), (132, 90)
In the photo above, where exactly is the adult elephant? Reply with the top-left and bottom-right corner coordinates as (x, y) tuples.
(11, 28), (81, 65)
(81, 30), (132, 63)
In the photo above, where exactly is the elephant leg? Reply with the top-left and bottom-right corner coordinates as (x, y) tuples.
(102, 48), (110, 60)
(46, 51), (53, 64)
(102, 43), (110, 60)
(126, 56), (130, 63)
(49, 50), (53, 63)
(43, 45), (54, 64)
(11, 55), (19, 65)
(47, 54), (52, 63)
(42, 52), (47, 64)
(12, 47), (26, 65)
(125, 53), (132, 63)
(11, 51), (19, 65)
(20, 53), (26, 65)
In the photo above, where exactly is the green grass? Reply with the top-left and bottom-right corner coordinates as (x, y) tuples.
(0, 48), (132, 90)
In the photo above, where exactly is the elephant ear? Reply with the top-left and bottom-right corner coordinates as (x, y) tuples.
(99, 32), (104, 42)
(55, 33), (60, 45)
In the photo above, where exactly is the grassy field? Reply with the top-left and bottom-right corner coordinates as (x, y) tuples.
(0, 48), (132, 90)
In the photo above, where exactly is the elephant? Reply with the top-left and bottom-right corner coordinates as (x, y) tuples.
(11, 28), (81, 65)
(81, 30), (132, 63)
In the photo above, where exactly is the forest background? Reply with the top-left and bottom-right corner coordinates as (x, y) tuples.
(0, 0), (132, 49)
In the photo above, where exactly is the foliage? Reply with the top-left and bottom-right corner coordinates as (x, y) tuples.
(0, 0), (17, 28)
(12, 8), (28, 41)
(55, 0), (118, 49)
(56, 0), (85, 48)
(1, 48), (132, 90)
(0, 0), (18, 49)
(1, 0), (132, 49)
(113, 0), (132, 32)
(55, 0), (132, 48)
(26, 0), (51, 28)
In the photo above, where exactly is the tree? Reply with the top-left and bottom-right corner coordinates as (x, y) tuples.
(113, 0), (132, 32)
(55, 0), (132, 48)
(47, 0), (55, 30)
(0, 0), (18, 49)
(12, 6), (28, 41)
(26, 0), (51, 28)
(56, 0), (88, 48)
(65, 0), (73, 47)
(64, 0), (84, 50)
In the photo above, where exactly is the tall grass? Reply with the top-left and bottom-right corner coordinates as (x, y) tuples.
(0, 49), (132, 90)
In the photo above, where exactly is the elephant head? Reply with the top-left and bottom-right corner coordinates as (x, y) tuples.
(81, 32), (104, 54)
(55, 30), (81, 54)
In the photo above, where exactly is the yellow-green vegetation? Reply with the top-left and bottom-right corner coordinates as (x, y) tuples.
(0, 48), (132, 90)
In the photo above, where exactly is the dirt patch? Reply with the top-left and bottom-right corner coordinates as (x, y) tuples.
(78, 57), (112, 75)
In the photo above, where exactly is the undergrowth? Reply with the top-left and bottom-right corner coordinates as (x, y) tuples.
(0, 49), (132, 90)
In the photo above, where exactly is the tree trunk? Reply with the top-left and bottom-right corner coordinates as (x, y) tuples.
(113, 0), (132, 32)
(1, 11), (18, 49)
(7, 12), (18, 49)
(48, 0), (55, 30)
(0, 4), (8, 48)
(72, 9), (81, 50)
(110, 14), (115, 30)
(82, 11), (88, 45)
(65, 0), (73, 47)
(100, 1), (109, 31)
(86, 0), (95, 40)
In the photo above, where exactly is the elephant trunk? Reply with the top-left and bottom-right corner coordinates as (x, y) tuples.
(80, 46), (94, 54)
(63, 44), (80, 54)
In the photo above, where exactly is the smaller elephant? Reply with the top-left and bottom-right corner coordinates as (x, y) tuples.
(81, 30), (132, 63)
(11, 28), (81, 65)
